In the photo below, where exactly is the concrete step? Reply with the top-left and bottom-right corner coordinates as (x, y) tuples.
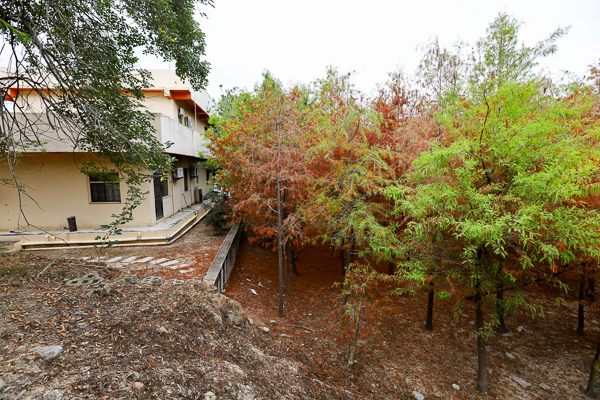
(0, 240), (19, 252)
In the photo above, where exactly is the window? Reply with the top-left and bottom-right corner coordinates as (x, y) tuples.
(89, 174), (121, 203)
(183, 168), (188, 191)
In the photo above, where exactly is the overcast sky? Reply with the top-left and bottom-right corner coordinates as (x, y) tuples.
(145, 0), (599, 100)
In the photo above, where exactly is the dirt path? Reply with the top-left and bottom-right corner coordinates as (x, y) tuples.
(31, 221), (230, 283)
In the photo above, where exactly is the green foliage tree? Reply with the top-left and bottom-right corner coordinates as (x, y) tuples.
(387, 14), (600, 393)
(0, 0), (212, 228)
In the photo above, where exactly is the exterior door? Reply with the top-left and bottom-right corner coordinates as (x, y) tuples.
(153, 177), (164, 220)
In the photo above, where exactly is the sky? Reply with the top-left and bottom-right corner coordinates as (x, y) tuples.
(123, 1), (597, 100)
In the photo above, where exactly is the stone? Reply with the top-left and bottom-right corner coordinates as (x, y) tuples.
(157, 326), (168, 334)
(91, 283), (111, 296)
(141, 276), (163, 286)
(506, 352), (516, 360)
(539, 383), (551, 391)
(37, 345), (63, 359)
(160, 260), (180, 267)
(124, 275), (138, 284)
(0, 378), (5, 392)
(210, 294), (245, 325)
(261, 327), (270, 333)
(204, 391), (217, 400)
(133, 256), (154, 263)
(16, 345), (27, 352)
(248, 318), (253, 325)
(43, 389), (63, 400)
(452, 384), (460, 390)
(412, 391), (424, 400)
(15, 333), (24, 338)
(512, 376), (531, 388)
(132, 382), (144, 390)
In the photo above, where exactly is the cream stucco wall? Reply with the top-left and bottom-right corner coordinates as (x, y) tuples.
(0, 153), (153, 230)
(0, 153), (212, 230)
(1, 70), (214, 230)
(153, 158), (211, 225)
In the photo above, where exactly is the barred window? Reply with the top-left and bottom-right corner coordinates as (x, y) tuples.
(89, 174), (121, 203)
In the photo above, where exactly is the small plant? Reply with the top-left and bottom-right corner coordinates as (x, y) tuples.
(333, 264), (394, 370)
(94, 186), (147, 252)
(203, 190), (230, 233)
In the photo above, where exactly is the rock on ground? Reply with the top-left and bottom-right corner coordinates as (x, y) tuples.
(36, 345), (63, 359)
(43, 389), (63, 400)
(539, 382), (552, 391)
(204, 391), (217, 400)
(209, 294), (246, 325)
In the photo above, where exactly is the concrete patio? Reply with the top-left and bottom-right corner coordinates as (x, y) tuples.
(0, 202), (211, 252)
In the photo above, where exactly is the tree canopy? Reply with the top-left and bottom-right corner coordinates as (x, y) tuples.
(209, 13), (600, 394)
(0, 0), (212, 226)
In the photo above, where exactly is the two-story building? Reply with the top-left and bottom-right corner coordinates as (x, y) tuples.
(0, 70), (215, 241)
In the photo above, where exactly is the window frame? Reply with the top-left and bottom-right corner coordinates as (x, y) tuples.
(88, 173), (122, 204)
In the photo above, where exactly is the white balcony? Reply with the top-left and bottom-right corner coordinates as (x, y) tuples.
(151, 113), (211, 159)
(9, 113), (211, 159)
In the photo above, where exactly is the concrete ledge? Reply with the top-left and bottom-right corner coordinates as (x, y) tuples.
(0, 203), (212, 251)
(203, 221), (244, 293)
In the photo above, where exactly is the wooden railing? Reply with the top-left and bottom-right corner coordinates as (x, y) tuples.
(203, 221), (244, 293)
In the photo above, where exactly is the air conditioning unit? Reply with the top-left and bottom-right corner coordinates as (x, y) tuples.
(178, 107), (185, 116)
(186, 116), (193, 127)
(190, 167), (198, 178)
(172, 167), (184, 179)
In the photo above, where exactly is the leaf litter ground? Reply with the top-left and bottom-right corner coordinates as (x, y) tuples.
(0, 222), (596, 399)
(225, 232), (600, 400)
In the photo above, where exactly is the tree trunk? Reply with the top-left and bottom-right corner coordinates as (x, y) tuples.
(585, 262), (595, 301)
(340, 244), (346, 275)
(347, 298), (362, 371)
(578, 263), (586, 336)
(342, 243), (355, 306)
(277, 178), (284, 317)
(284, 244), (291, 295)
(288, 244), (298, 277)
(585, 338), (600, 397)
(425, 281), (434, 331)
(475, 283), (489, 393)
(345, 243), (355, 273)
(496, 282), (506, 334)
(388, 261), (395, 275)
